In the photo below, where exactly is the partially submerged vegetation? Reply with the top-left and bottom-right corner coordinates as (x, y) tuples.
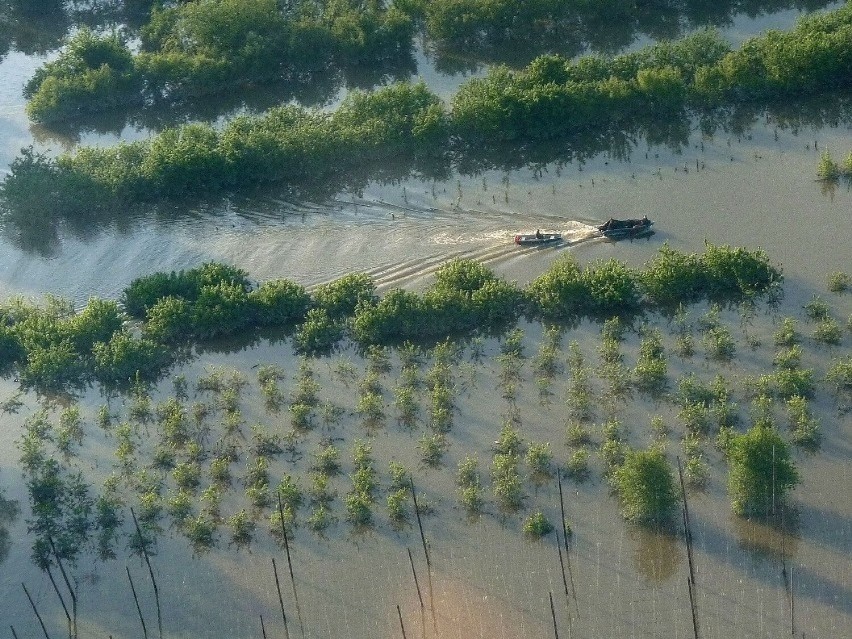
(0, 245), (780, 393)
(24, 0), (415, 123)
(6, 3), (852, 216)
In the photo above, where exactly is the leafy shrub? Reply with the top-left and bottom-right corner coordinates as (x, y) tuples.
(523, 511), (554, 538)
(313, 273), (377, 319)
(727, 424), (798, 516)
(613, 448), (679, 526)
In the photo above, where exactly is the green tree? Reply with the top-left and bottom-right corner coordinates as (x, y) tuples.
(727, 424), (798, 516)
(613, 448), (679, 526)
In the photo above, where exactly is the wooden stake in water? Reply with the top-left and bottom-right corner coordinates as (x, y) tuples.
(277, 493), (304, 638)
(549, 592), (560, 639)
(272, 558), (291, 639)
(557, 472), (579, 619)
(126, 567), (148, 639)
(407, 548), (424, 609)
(409, 479), (430, 567)
(790, 566), (795, 636)
(677, 458), (697, 586)
(48, 537), (77, 639)
(45, 565), (72, 639)
(10, 625), (20, 639)
(686, 576), (699, 639)
(22, 583), (53, 639)
(555, 532), (571, 619)
(130, 508), (163, 639)
(409, 479), (437, 637)
(397, 605), (408, 639)
(260, 615), (268, 639)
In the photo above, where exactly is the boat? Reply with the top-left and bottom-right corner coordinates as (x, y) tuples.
(597, 216), (653, 239)
(514, 232), (562, 246)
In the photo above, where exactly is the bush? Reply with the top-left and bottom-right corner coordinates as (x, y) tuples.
(313, 273), (377, 319)
(294, 308), (343, 355)
(613, 448), (679, 526)
(251, 279), (310, 327)
(827, 272), (851, 293)
(727, 424), (798, 516)
(523, 512), (554, 538)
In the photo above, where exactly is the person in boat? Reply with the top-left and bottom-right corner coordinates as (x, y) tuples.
(535, 229), (543, 239)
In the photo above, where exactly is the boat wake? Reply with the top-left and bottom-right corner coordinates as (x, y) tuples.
(307, 221), (603, 292)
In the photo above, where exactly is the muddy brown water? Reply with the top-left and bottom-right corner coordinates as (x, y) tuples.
(0, 4), (851, 638)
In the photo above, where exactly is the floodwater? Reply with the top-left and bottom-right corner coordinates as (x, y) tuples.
(0, 2), (851, 638)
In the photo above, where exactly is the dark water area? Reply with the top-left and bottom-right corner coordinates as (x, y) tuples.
(0, 2), (851, 638)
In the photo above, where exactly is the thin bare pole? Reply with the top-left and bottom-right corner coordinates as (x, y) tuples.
(687, 577), (699, 639)
(130, 508), (163, 639)
(410, 479), (437, 636)
(409, 479), (430, 567)
(407, 548), (424, 609)
(550, 592), (560, 639)
(10, 626), (20, 639)
(260, 615), (268, 639)
(45, 566), (72, 639)
(277, 493), (304, 638)
(677, 458), (697, 586)
(557, 472), (579, 619)
(126, 567), (148, 639)
(272, 558), (291, 639)
(22, 583), (53, 639)
(397, 605), (408, 639)
(48, 537), (77, 639)
(555, 531), (573, 635)
(790, 566), (795, 636)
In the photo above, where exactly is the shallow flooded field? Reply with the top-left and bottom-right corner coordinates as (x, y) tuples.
(1, 292), (850, 637)
(0, 2), (851, 637)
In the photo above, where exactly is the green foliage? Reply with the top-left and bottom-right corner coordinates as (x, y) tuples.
(803, 296), (830, 321)
(228, 509), (255, 548)
(295, 308), (343, 355)
(25, 28), (142, 123)
(522, 512), (554, 538)
(25, 0), (414, 123)
(491, 452), (523, 512)
(313, 273), (377, 319)
(774, 317), (800, 347)
(184, 515), (217, 553)
(813, 318), (842, 345)
(703, 325), (735, 361)
(525, 442), (553, 479)
(816, 150), (841, 180)
(251, 279), (311, 327)
(727, 424), (798, 516)
(827, 271), (851, 293)
(786, 395), (821, 449)
(613, 448), (679, 526)
(566, 448), (590, 481)
(418, 432), (447, 467)
(633, 327), (668, 395)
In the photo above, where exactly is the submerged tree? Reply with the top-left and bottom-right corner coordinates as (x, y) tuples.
(613, 447), (679, 526)
(727, 424), (798, 517)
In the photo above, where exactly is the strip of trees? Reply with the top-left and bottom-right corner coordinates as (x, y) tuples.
(6, 4), (852, 216)
(0, 244), (781, 393)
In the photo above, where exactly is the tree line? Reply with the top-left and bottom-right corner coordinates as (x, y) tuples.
(0, 244), (781, 393)
(4, 3), (852, 216)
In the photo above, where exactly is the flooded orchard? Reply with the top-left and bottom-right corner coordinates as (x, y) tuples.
(1, 2), (851, 638)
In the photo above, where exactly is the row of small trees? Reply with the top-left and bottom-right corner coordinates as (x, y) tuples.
(0, 244), (780, 392)
(6, 4), (852, 214)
